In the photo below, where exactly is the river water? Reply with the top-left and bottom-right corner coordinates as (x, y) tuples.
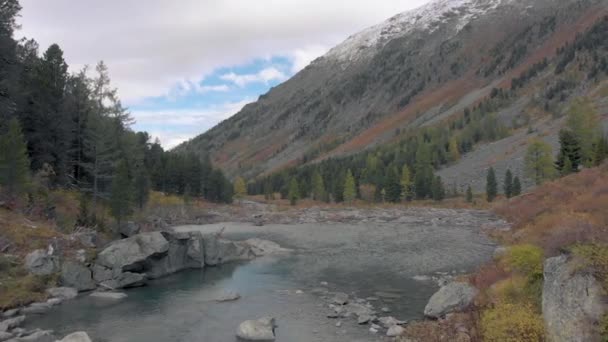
(25, 217), (499, 342)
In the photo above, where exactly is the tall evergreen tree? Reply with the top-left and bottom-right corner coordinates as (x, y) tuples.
(525, 139), (556, 185)
(431, 175), (445, 201)
(555, 129), (581, 175)
(311, 169), (326, 202)
(110, 159), (133, 226)
(512, 176), (522, 196)
(400, 165), (413, 202)
(466, 185), (473, 203)
(0, 118), (30, 198)
(566, 97), (600, 167)
(287, 177), (299, 206)
(343, 169), (357, 204)
(414, 143), (434, 199)
(592, 135), (608, 166)
(133, 164), (150, 210)
(504, 169), (513, 198)
(486, 167), (497, 202)
(384, 165), (402, 203)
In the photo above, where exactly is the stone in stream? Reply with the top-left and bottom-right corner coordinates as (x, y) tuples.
(24, 250), (59, 276)
(10, 329), (55, 342)
(542, 255), (605, 342)
(56, 332), (92, 342)
(0, 331), (13, 341)
(331, 292), (349, 305)
(1, 309), (19, 319)
(100, 272), (146, 289)
(377, 316), (406, 328)
(386, 325), (405, 337)
(90, 292), (128, 300)
(236, 316), (277, 341)
(45, 298), (62, 306)
(214, 290), (241, 302)
(46, 287), (77, 300)
(60, 261), (96, 292)
(0, 316), (25, 332)
(357, 314), (373, 325)
(423, 282), (478, 319)
(20, 303), (52, 315)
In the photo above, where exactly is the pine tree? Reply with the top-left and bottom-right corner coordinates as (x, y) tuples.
(0, 118), (30, 198)
(343, 169), (357, 204)
(486, 167), (497, 202)
(400, 165), (414, 202)
(466, 185), (473, 203)
(233, 176), (247, 198)
(311, 170), (326, 201)
(384, 166), (402, 203)
(414, 143), (433, 199)
(133, 164), (150, 210)
(512, 176), (522, 196)
(504, 169), (513, 198)
(431, 176), (445, 201)
(288, 178), (299, 206)
(525, 139), (556, 185)
(555, 129), (581, 175)
(110, 159), (133, 226)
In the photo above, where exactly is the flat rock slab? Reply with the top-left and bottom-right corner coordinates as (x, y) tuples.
(424, 282), (478, 318)
(90, 292), (128, 300)
(46, 287), (78, 300)
(236, 317), (276, 341)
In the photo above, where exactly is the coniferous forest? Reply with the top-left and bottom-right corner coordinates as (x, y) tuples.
(0, 1), (233, 221)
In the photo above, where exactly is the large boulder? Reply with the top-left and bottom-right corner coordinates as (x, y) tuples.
(56, 332), (92, 342)
(0, 316), (25, 332)
(424, 282), (478, 318)
(204, 235), (254, 266)
(542, 255), (605, 342)
(99, 272), (146, 289)
(118, 221), (140, 238)
(144, 231), (204, 279)
(236, 317), (277, 341)
(24, 250), (59, 276)
(46, 287), (77, 300)
(60, 262), (96, 292)
(96, 232), (169, 272)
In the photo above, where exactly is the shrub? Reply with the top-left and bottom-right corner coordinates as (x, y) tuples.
(503, 244), (544, 278)
(481, 303), (545, 342)
(490, 275), (542, 310)
(571, 243), (608, 289)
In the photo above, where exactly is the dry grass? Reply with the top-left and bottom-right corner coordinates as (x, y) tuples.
(399, 312), (480, 342)
(0, 208), (60, 256)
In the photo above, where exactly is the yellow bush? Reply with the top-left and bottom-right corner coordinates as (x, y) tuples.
(571, 243), (608, 288)
(148, 191), (184, 207)
(503, 244), (544, 277)
(481, 303), (545, 342)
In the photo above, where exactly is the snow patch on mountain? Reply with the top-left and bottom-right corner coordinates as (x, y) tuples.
(323, 0), (505, 64)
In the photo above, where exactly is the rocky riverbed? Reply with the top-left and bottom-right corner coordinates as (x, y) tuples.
(7, 207), (506, 341)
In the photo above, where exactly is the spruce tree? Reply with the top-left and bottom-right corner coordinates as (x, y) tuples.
(110, 159), (133, 226)
(431, 176), (445, 201)
(233, 176), (247, 198)
(414, 143), (433, 199)
(592, 135), (608, 166)
(0, 118), (30, 198)
(512, 176), (522, 196)
(400, 165), (413, 202)
(384, 166), (402, 203)
(486, 167), (497, 202)
(466, 185), (473, 203)
(287, 178), (299, 206)
(133, 165), (150, 210)
(311, 170), (326, 201)
(555, 129), (581, 175)
(566, 97), (600, 167)
(343, 169), (357, 204)
(525, 139), (556, 185)
(504, 169), (513, 198)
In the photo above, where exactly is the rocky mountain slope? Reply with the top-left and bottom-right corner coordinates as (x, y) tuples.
(178, 0), (608, 183)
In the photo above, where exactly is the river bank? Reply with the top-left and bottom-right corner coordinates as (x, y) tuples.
(4, 206), (506, 342)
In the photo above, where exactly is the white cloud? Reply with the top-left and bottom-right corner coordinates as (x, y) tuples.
(17, 0), (429, 104)
(132, 99), (252, 148)
(220, 67), (287, 87)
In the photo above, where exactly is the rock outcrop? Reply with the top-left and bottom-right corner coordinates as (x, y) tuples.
(60, 262), (95, 292)
(424, 282), (478, 318)
(236, 317), (277, 341)
(96, 232), (169, 272)
(542, 255), (605, 342)
(24, 250), (59, 276)
(118, 221), (140, 238)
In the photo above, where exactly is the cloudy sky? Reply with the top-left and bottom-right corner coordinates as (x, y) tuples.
(18, 0), (428, 148)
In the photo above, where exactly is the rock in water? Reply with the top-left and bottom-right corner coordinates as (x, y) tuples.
(56, 332), (92, 342)
(100, 272), (146, 289)
(0, 331), (13, 341)
(24, 250), (59, 276)
(331, 292), (349, 305)
(90, 292), (127, 300)
(424, 282), (477, 318)
(386, 325), (405, 337)
(0, 316), (25, 332)
(543, 255), (605, 342)
(96, 232), (169, 272)
(11, 329), (54, 342)
(215, 290), (241, 302)
(236, 317), (276, 341)
(46, 287), (78, 300)
(60, 261), (96, 292)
